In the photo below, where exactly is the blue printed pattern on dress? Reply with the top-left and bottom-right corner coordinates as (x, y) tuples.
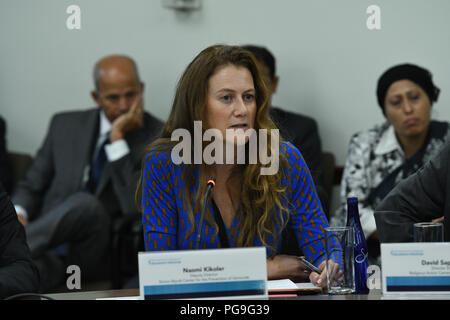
(141, 141), (342, 268)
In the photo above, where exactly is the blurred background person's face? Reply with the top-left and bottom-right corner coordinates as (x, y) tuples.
(92, 58), (143, 123)
(384, 79), (431, 141)
(206, 64), (257, 147)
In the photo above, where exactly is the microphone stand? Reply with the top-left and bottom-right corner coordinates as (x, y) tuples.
(195, 178), (216, 250)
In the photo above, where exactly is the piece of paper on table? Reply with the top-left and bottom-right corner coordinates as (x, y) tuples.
(268, 279), (318, 291)
(295, 282), (317, 289)
(268, 279), (298, 290)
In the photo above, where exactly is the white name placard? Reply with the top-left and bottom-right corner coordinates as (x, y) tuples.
(138, 247), (268, 300)
(381, 243), (450, 295)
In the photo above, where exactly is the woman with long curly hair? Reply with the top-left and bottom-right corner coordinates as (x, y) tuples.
(137, 44), (340, 287)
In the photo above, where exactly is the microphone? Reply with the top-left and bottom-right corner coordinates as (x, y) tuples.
(195, 177), (216, 249)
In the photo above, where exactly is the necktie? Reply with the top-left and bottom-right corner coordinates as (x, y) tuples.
(91, 136), (110, 190)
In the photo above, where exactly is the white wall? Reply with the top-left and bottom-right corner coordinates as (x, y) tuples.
(2, 0), (450, 167)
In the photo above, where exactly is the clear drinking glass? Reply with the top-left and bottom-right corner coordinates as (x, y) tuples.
(325, 226), (355, 295)
(413, 222), (444, 242)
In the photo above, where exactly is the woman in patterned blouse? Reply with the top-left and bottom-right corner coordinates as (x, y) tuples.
(333, 63), (449, 264)
(137, 45), (341, 287)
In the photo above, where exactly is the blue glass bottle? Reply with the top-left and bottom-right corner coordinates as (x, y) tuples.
(346, 197), (369, 294)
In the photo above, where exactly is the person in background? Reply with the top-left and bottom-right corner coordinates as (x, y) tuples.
(332, 63), (450, 264)
(138, 44), (340, 288)
(375, 141), (448, 243)
(0, 181), (40, 299)
(0, 116), (12, 194)
(12, 55), (163, 293)
(240, 45), (327, 212)
(241, 45), (328, 257)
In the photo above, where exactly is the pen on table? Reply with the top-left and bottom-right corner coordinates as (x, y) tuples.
(298, 256), (322, 274)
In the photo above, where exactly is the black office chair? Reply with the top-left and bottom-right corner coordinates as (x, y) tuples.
(110, 214), (144, 289)
(7, 151), (33, 192)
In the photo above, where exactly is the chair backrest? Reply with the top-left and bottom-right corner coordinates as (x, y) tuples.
(8, 151), (33, 190)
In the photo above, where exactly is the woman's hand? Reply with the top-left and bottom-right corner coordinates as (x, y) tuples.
(309, 260), (342, 290)
(266, 255), (311, 282)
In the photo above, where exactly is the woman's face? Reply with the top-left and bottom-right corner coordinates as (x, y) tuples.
(206, 64), (257, 146)
(384, 79), (431, 140)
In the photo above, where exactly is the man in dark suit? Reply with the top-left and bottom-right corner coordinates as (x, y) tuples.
(0, 181), (40, 299)
(241, 45), (327, 210)
(374, 141), (449, 242)
(241, 45), (327, 260)
(12, 55), (163, 292)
